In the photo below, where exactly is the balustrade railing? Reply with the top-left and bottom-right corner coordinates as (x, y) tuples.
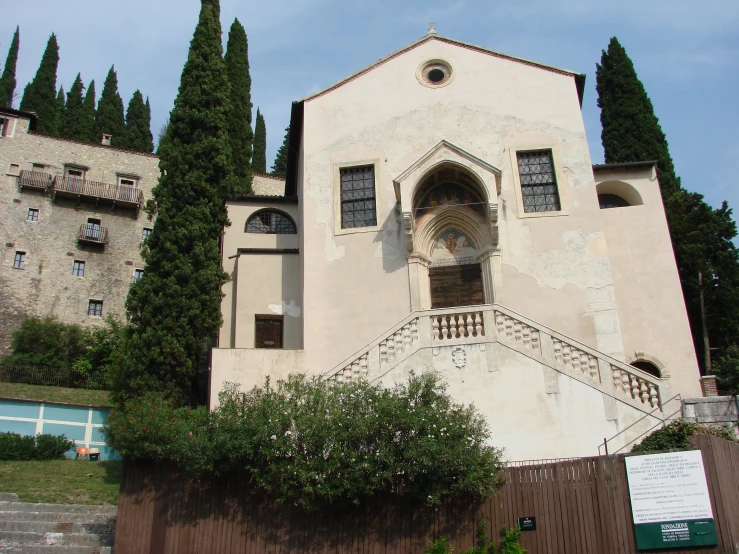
(552, 337), (600, 382)
(494, 310), (540, 353)
(17, 170), (52, 191)
(431, 311), (484, 341)
(78, 224), (109, 245)
(52, 176), (143, 206)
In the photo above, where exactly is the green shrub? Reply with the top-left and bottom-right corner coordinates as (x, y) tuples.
(425, 536), (453, 554)
(0, 432), (73, 460)
(107, 373), (506, 509)
(631, 419), (736, 452)
(498, 526), (526, 554)
(424, 522), (525, 554)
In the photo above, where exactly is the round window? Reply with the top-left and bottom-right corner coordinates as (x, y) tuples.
(417, 59), (454, 88)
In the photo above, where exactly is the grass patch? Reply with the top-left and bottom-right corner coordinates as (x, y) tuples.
(0, 459), (122, 505)
(0, 382), (111, 406)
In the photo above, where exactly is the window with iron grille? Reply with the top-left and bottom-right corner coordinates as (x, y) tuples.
(88, 300), (103, 317)
(72, 260), (85, 277)
(13, 251), (25, 269)
(27, 208), (39, 222)
(245, 210), (297, 234)
(141, 227), (152, 242)
(134, 269), (144, 282)
(340, 165), (377, 229)
(516, 150), (561, 213)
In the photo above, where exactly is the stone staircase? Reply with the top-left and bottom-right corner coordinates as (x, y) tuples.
(0, 494), (115, 554)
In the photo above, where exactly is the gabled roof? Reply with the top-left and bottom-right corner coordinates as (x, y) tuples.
(300, 33), (586, 105)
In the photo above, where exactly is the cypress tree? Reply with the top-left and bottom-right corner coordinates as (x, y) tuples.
(60, 73), (85, 140)
(271, 125), (290, 177)
(224, 18), (253, 194)
(121, 90), (154, 152)
(0, 26), (20, 108)
(19, 34), (59, 135)
(252, 107), (266, 173)
(54, 86), (64, 135)
(80, 79), (97, 143)
(596, 37), (680, 197)
(96, 66), (126, 145)
(120, 0), (232, 405)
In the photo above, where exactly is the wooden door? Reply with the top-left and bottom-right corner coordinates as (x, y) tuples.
(429, 264), (484, 309)
(255, 316), (283, 348)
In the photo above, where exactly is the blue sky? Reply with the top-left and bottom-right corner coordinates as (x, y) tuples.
(4, 0), (738, 211)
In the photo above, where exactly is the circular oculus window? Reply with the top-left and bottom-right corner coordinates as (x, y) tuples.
(417, 60), (454, 88)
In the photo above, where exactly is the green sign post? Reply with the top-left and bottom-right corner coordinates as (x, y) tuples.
(625, 450), (717, 550)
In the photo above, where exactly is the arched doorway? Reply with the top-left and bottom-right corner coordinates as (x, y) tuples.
(428, 229), (484, 308)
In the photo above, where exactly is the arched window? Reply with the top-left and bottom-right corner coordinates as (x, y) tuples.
(598, 194), (629, 209)
(245, 210), (296, 234)
(631, 360), (661, 378)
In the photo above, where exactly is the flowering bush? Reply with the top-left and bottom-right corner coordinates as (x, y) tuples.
(106, 373), (506, 509)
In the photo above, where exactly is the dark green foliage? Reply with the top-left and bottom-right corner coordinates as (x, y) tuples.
(80, 79), (97, 143)
(225, 18), (253, 194)
(0, 432), (74, 461)
(95, 66), (126, 145)
(0, 26), (20, 107)
(19, 34), (59, 135)
(271, 125), (290, 177)
(424, 522), (524, 554)
(252, 107), (266, 173)
(60, 73), (85, 140)
(498, 527), (526, 554)
(120, 90), (154, 152)
(631, 419), (736, 453)
(713, 344), (739, 394)
(596, 37), (680, 197)
(107, 373), (506, 509)
(54, 86), (64, 135)
(119, 0), (232, 405)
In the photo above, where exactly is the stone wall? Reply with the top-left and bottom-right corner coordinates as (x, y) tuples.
(0, 112), (160, 353)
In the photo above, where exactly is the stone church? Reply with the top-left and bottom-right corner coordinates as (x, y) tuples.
(211, 29), (704, 460)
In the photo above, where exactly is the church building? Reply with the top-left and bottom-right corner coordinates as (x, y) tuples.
(211, 29), (702, 460)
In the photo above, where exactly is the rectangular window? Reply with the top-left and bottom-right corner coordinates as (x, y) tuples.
(0, 118), (8, 136)
(27, 208), (39, 222)
(72, 260), (85, 277)
(88, 300), (103, 317)
(141, 227), (152, 242)
(340, 165), (377, 229)
(13, 251), (25, 269)
(85, 218), (101, 241)
(516, 150), (561, 213)
(255, 316), (283, 349)
(134, 269), (144, 282)
(8, 163), (20, 176)
(32, 163), (46, 171)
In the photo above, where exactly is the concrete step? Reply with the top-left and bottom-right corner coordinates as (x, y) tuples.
(0, 531), (113, 548)
(0, 494), (19, 503)
(0, 545), (111, 553)
(0, 503), (117, 517)
(0, 521), (115, 535)
(0, 512), (114, 525)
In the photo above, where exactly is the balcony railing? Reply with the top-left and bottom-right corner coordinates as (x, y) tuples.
(78, 224), (109, 245)
(17, 170), (53, 191)
(52, 175), (144, 209)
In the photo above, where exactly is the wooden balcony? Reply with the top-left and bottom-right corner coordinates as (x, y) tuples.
(52, 176), (144, 210)
(17, 170), (53, 192)
(78, 224), (109, 245)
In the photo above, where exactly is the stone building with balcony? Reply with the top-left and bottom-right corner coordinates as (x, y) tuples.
(211, 30), (705, 460)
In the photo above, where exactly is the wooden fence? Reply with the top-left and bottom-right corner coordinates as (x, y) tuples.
(114, 435), (739, 553)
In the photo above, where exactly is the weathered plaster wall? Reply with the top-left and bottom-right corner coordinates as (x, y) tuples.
(0, 115), (159, 353)
(596, 167), (702, 397)
(252, 173), (285, 196)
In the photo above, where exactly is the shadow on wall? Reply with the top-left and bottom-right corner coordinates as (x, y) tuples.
(374, 204), (407, 274)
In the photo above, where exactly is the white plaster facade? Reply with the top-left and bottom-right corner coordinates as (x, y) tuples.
(210, 32), (702, 459)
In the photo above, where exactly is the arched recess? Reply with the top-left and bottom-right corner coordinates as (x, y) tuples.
(596, 180), (643, 208)
(627, 352), (667, 379)
(245, 209), (297, 234)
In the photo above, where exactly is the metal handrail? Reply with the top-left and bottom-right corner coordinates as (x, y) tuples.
(17, 170), (52, 190)
(52, 175), (144, 205)
(78, 224), (109, 244)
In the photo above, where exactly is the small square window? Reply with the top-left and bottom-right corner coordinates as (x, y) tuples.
(0, 117), (13, 137)
(340, 165), (377, 229)
(516, 150), (561, 213)
(13, 251), (25, 269)
(88, 300), (103, 317)
(134, 268), (144, 282)
(8, 163), (20, 176)
(27, 208), (39, 222)
(32, 163), (46, 171)
(72, 260), (85, 277)
(141, 227), (152, 242)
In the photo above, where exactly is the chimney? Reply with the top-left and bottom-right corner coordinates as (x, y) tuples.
(101, 134), (112, 146)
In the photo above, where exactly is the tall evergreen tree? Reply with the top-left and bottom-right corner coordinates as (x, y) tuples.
(80, 79), (97, 143)
(120, 90), (154, 152)
(120, 0), (232, 405)
(0, 26), (20, 108)
(19, 34), (59, 135)
(252, 108), (266, 173)
(224, 18), (253, 194)
(54, 86), (64, 135)
(271, 125), (290, 177)
(596, 37), (739, 372)
(60, 73), (85, 140)
(96, 66), (126, 145)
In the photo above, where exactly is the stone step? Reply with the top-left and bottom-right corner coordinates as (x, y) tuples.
(0, 494), (19, 502)
(0, 531), (113, 548)
(0, 545), (111, 553)
(0, 512), (115, 525)
(0, 503), (117, 517)
(0, 521), (115, 535)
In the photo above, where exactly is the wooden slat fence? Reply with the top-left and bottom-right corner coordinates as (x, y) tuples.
(114, 435), (739, 553)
